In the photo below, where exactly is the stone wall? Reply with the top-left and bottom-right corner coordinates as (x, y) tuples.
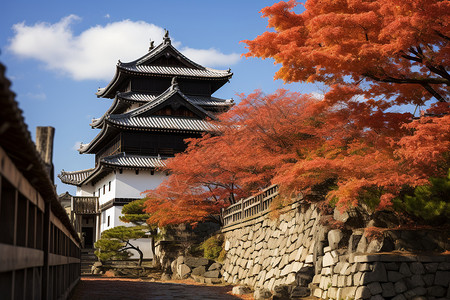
(312, 250), (450, 299)
(154, 222), (220, 270)
(222, 201), (327, 295)
(221, 199), (450, 299)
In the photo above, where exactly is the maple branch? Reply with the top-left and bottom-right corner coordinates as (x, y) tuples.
(401, 49), (450, 83)
(363, 72), (449, 102)
(205, 184), (220, 202)
(434, 30), (450, 42)
(420, 83), (447, 103)
(363, 73), (448, 85)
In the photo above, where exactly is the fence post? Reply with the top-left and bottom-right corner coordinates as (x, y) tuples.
(260, 193), (263, 213)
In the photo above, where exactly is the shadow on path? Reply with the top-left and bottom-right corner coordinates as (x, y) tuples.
(70, 277), (243, 300)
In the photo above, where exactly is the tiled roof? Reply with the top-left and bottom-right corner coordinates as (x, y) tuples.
(118, 92), (158, 102)
(126, 84), (216, 120)
(91, 91), (232, 128)
(101, 153), (167, 168)
(108, 114), (217, 132)
(58, 154), (167, 186)
(96, 38), (232, 98)
(188, 95), (234, 107)
(118, 91), (233, 106)
(119, 65), (231, 79)
(58, 168), (96, 185)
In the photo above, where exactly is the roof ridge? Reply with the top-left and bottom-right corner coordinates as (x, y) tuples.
(59, 167), (96, 175)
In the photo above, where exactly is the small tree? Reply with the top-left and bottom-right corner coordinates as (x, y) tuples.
(119, 198), (159, 264)
(94, 226), (146, 266)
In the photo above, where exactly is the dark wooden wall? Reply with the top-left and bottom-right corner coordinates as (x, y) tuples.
(0, 146), (81, 300)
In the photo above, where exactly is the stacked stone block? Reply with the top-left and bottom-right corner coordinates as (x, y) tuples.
(222, 203), (326, 292)
(310, 251), (450, 300)
(170, 255), (223, 284)
(221, 197), (449, 298)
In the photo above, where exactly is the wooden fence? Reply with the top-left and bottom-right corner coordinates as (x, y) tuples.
(222, 185), (279, 227)
(0, 63), (81, 300)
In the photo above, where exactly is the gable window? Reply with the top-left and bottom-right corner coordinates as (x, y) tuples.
(103, 185), (105, 195)
(107, 216), (110, 227)
(108, 181), (111, 191)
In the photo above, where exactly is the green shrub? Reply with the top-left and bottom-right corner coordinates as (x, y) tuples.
(394, 170), (450, 222)
(199, 235), (224, 261)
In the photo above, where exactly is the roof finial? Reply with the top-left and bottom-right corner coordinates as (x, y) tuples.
(171, 76), (178, 90)
(149, 39), (155, 51)
(163, 29), (171, 44)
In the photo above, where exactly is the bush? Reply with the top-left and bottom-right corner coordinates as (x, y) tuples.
(199, 235), (224, 261)
(394, 170), (450, 222)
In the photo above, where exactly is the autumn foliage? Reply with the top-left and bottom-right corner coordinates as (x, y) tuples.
(144, 0), (450, 226)
(144, 90), (449, 226)
(243, 0), (449, 105)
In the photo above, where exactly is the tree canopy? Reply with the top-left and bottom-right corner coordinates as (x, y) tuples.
(144, 90), (449, 225)
(143, 0), (450, 226)
(243, 0), (449, 105)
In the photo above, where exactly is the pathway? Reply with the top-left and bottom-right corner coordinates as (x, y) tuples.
(69, 277), (247, 300)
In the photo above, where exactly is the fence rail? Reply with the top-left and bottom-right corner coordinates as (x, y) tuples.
(222, 185), (279, 227)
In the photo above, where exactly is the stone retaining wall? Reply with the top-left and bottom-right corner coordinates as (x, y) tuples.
(312, 251), (450, 299)
(222, 201), (327, 293)
(221, 199), (450, 299)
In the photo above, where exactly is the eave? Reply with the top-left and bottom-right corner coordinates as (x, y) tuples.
(58, 154), (167, 186)
(96, 38), (232, 99)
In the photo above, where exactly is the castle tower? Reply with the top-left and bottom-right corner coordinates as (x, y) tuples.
(58, 32), (233, 252)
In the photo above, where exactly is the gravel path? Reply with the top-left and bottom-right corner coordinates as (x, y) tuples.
(69, 277), (245, 300)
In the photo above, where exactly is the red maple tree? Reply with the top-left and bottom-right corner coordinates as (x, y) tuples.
(243, 0), (449, 105)
(143, 0), (450, 226)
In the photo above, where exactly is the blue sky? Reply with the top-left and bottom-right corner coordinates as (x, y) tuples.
(1, 0), (320, 195)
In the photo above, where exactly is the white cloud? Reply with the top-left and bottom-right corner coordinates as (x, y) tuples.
(8, 15), (240, 81)
(104, 14), (110, 19)
(72, 141), (82, 151)
(180, 47), (240, 68)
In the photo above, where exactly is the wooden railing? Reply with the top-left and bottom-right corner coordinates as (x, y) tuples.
(72, 196), (99, 214)
(222, 185), (279, 227)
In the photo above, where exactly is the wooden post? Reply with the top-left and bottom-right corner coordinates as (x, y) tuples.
(41, 202), (51, 300)
(260, 193), (263, 213)
(13, 190), (18, 246)
(35, 127), (55, 181)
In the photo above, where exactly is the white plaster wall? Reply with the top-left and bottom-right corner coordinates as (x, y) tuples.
(100, 206), (142, 231)
(115, 170), (167, 199)
(100, 206), (113, 232)
(129, 238), (154, 259)
(76, 185), (95, 196)
(78, 169), (163, 260)
(93, 172), (117, 206)
(100, 207), (153, 259)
